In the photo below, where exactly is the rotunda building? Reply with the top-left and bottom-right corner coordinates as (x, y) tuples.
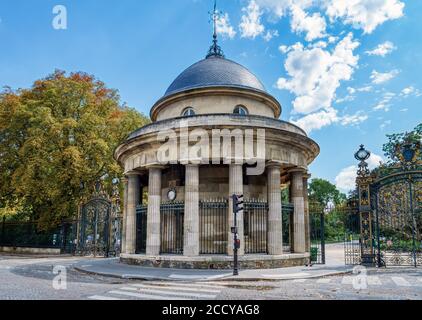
(115, 36), (320, 269)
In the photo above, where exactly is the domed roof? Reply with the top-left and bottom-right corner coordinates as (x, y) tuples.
(164, 56), (267, 97)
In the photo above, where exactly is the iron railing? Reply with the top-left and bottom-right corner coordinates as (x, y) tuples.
(160, 202), (184, 254)
(136, 204), (148, 254)
(199, 199), (228, 254)
(244, 200), (268, 254)
(309, 202), (326, 264)
(0, 219), (77, 254)
(282, 203), (294, 253)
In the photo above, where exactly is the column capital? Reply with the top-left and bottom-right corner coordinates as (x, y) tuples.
(266, 161), (285, 169)
(145, 164), (166, 170)
(289, 168), (307, 175)
(125, 170), (141, 177)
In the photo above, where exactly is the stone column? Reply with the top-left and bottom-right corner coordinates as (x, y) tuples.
(267, 165), (283, 255)
(125, 173), (141, 254)
(291, 170), (306, 253)
(184, 164), (200, 256)
(121, 177), (128, 254)
(146, 167), (162, 256)
(228, 164), (244, 255)
(303, 173), (311, 253)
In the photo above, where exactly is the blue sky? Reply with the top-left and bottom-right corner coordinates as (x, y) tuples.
(0, 0), (421, 192)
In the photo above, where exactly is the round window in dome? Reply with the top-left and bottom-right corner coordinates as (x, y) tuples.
(181, 107), (196, 117)
(233, 105), (248, 116)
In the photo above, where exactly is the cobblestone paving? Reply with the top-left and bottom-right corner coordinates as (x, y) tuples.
(1, 255), (421, 300)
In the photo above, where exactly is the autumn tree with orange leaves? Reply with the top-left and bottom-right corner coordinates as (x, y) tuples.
(0, 70), (149, 228)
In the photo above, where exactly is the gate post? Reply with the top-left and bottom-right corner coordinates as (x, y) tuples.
(320, 213), (326, 265)
(354, 145), (375, 266)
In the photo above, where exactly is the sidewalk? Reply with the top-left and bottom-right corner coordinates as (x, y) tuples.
(73, 258), (353, 282)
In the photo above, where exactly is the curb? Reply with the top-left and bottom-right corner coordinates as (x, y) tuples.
(73, 265), (352, 282)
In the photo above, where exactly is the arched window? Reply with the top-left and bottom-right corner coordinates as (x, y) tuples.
(181, 107), (196, 117)
(233, 105), (248, 115)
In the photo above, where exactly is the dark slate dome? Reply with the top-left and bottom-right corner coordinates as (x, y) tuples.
(164, 56), (266, 97)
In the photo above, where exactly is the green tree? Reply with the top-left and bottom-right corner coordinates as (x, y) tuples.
(308, 178), (348, 242)
(0, 70), (150, 227)
(308, 178), (347, 207)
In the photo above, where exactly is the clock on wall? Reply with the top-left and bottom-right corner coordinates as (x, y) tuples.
(167, 188), (177, 201)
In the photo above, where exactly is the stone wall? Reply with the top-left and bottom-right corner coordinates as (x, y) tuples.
(0, 246), (61, 255)
(120, 253), (310, 269)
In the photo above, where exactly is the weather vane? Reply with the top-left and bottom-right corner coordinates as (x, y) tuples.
(206, 0), (225, 58)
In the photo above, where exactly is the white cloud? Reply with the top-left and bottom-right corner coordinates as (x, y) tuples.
(279, 45), (289, 54)
(308, 41), (328, 49)
(380, 120), (392, 130)
(291, 107), (339, 133)
(263, 29), (279, 41)
(290, 5), (327, 41)
(357, 86), (373, 92)
(277, 33), (360, 114)
(292, 108), (368, 133)
(340, 111), (368, 126)
(239, 0), (265, 39)
(373, 91), (395, 112)
(370, 69), (399, 84)
(400, 86), (421, 97)
(254, 0), (405, 35)
(401, 86), (415, 96)
(216, 13), (236, 39)
(335, 153), (384, 192)
(335, 166), (357, 192)
(254, 0), (314, 18)
(366, 41), (396, 57)
(325, 0), (405, 34)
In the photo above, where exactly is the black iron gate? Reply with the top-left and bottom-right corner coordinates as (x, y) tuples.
(309, 202), (325, 264)
(78, 197), (111, 257)
(199, 199), (228, 254)
(136, 204), (148, 254)
(160, 202), (184, 254)
(343, 205), (363, 265)
(373, 176), (421, 267)
(244, 200), (268, 254)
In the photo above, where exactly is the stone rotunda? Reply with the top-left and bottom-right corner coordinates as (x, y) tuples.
(115, 24), (320, 269)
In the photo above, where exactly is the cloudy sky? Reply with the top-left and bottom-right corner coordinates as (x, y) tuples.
(0, 0), (421, 193)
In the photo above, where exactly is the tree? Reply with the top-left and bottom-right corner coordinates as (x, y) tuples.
(308, 178), (347, 207)
(0, 70), (150, 228)
(382, 123), (422, 164)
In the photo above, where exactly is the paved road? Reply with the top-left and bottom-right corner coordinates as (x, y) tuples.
(1, 255), (421, 300)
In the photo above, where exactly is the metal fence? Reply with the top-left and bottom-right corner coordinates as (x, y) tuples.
(160, 202), (184, 254)
(244, 200), (268, 254)
(0, 219), (77, 254)
(309, 207), (325, 264)
(344, 209), (362, 265)
(282, 203), (294, 253)
(199, 199), (228, 254)
(136, 204), (148, 254)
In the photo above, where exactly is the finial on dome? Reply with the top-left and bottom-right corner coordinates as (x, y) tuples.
(206, 0), (225, 59)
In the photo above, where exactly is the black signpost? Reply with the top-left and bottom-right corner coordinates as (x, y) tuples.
(231, 194), (244, 276)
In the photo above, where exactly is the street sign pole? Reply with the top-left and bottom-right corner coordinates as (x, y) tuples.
(233, 206), (239, 276)
(232, 194), (243, 276)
